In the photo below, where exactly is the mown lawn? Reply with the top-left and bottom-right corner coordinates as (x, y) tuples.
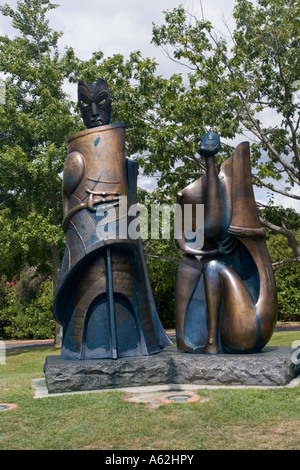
(0, 330), (299, 450)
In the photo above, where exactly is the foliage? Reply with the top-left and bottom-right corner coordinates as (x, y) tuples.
(144, 239), (181, 329)
(152, 0), (300, 197)
(149, 0), (300, 324)
(151, 0), (300, 259)
(0, 0), (80, 285)
(14, 265), (42, 301)
(137, 188), (181, 328)
(0, 1), (187, 335)
(0, 270), (54, 340)
(259, 205), (300, 231)
(266, 229), (300, 321)
(0, 208), (64, 279)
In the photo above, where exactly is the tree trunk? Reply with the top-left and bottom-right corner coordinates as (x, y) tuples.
(260, 217), (300, 258)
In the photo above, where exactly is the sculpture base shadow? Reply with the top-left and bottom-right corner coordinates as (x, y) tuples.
(44, 346), (299, 394)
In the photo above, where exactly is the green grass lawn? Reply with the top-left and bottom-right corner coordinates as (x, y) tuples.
(268, 329), (300, 346)
(0, 331), (299, 450)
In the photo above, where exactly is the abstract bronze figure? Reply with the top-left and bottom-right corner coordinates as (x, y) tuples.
(53, 79), (171, 360)
(175, 132), (278, 354)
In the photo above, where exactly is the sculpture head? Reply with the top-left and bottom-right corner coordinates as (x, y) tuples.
(198, 131), (221, 158)
(77, 79), (112, 128)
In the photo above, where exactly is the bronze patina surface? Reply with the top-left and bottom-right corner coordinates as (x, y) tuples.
(175, 132), (278, 354)
(53, 80), (171, 360)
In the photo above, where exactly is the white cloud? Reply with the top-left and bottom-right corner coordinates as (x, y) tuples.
(46, 0), (236, 72)
(1, 0), (237, 78)
(47, 1), (184, 61)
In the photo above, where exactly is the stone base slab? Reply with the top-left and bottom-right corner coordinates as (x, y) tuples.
(44, 346), (299, 394)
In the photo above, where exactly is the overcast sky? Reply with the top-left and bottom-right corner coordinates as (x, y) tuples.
(1, 0), (237, 87)
(47, 0), (236, 76)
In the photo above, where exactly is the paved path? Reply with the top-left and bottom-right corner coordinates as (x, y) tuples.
(4, 339), (54, 350)
(3, 324), (300, 350)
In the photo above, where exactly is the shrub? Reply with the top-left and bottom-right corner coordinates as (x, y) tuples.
(14, 265), (43, 301)
(145, 239), (181, 329)
(274, 264), (300, 322)
(266, 231), (300, 322)
(0, 271), (55, 340)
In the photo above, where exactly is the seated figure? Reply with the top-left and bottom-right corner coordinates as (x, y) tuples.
(175, 132), (278, 354)
(53, 79), (171, 360)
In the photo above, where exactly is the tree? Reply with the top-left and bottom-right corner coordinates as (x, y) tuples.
(0, 0), (178, 282)
(262, 206), (300, 320)
(0, 0), (79, 289)
(0, 0), (84, 342)
(151, 0), (300, 263)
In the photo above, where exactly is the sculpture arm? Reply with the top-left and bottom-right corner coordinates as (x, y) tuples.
(176, 132), (228, 255)
(177, 236), (237, 257)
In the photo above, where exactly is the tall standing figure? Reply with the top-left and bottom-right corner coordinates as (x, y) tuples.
(175, 131), (278, 354)
(54, 79), (171, 360)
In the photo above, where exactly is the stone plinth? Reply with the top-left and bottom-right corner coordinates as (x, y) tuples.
(44, 346), (299, 394)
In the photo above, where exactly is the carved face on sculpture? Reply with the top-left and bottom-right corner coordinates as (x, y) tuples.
(78, 79), (112, 128)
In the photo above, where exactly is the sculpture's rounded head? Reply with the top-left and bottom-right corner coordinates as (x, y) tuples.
(78, 79), (112, 128)
(198, 131), (221, 158)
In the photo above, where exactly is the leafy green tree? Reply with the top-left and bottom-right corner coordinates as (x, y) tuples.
(0, 0), (79, 290)
(259, 205), (300, 320)
(137, 188), (182, 328)
(0, 271), (55, 340)
(0, 0), (180, 282)
(151, 0), (300, 262)
(265, 226), (300, 321)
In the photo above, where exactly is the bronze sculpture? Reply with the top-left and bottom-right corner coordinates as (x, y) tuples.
(53, 79), (171, 359)
(175, 131), (278, 354)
